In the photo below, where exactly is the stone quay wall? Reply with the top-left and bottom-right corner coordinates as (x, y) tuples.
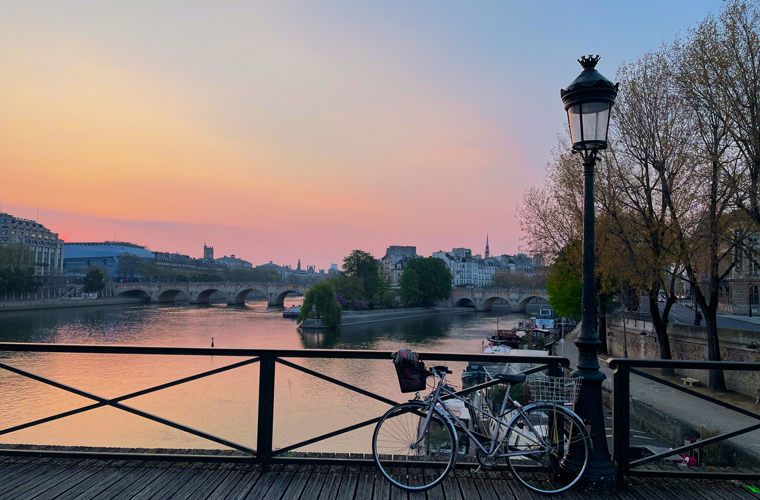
(606, 315), (760, 397)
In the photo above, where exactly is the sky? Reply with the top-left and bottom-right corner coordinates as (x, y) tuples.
(0, 0), (721, 269)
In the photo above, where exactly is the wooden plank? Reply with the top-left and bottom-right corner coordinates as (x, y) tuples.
(372, 476), (391, 500)
(69, 467), (138, 500)
(337, 473), (359, 500)
(261, 471), (294, 500)
(490, 478), (516, 500)
(0, 461), (29, 482)
(474, 477), (499, 500)
(242, 470), (278, 500)
(12, 464), (98, 500)
(149, 467), (207, 500)
(354, 472), (375, 500)
(0, 464), (62, 497)
(319, 471), (344, 500)
(166, 468), (220, 499)
(456, 478), (479, 500)
(281, 471), (310, 500)
(219, 470), (263, 500)
(205, 470), (248, 500)
(128, 467), (186, 500)
(299, 473), (327, 500)
(441, 476), (462, 500)
(187, 469), (233, 500)
(390, 470), (407, 500)
(31, 465), (106, 500)
(108, 467), (169, 500)
(407, 476), (425, 500)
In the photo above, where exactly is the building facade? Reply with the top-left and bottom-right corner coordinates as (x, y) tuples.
(0, 212), (64, 276)
(64, 241), (154, 277)
(380, 246), (418, 285)
(216, 254), (252, 269)
(432, 249), (496, 288)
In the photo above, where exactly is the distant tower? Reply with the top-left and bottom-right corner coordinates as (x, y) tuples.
(485, 234), (490, 259)
(297, 259), (301, 271)
(203, 244), (214, 261)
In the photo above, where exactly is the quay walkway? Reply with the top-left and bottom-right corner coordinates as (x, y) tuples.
(1, 451), (759, 500)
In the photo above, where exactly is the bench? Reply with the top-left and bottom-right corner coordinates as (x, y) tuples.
(682, 377), (701, 387)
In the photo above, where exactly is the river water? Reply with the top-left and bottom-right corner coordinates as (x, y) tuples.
(0, 298), (528, 454)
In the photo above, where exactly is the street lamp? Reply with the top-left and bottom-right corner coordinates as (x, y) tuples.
(560, 55), (618, 491)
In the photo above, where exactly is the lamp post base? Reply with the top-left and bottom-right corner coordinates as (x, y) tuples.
(564, 365), (617, 492)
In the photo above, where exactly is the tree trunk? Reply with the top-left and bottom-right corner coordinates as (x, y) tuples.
(701, 299), (726, 392)
(648, 293), (675, 376)
(597, 291), (608, 355)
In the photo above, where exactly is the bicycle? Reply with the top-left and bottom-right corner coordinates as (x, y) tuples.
(372, 364), (591, 495)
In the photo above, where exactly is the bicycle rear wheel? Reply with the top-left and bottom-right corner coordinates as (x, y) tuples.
(372, 401), (457, 491)
(505, 404), (589, 494)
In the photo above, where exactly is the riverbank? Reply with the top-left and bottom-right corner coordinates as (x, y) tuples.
(0, 297), (145, 313)
(299, 306), (475, 329)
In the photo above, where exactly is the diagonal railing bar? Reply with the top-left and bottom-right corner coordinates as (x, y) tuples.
(0, 362), (109, 403)
(629, 368), (760, 422)
(630, 421), (760, 468)
(275, 357), (398, 407)
(275, 415), (384, 455)
(0, 402), (105, 437)
(111, 402), (257, 455)
(0, 361), (257, 456)
(112, 357), (260, 403)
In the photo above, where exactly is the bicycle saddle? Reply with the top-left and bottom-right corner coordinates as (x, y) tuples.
(494, 373), (526, 384)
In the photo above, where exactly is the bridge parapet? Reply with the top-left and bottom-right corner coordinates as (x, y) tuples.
(451, 288), (548, 312)
(113, 282), (309, 306)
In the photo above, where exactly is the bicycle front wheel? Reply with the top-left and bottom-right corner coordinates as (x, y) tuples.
(372, 401), (457, 491)
(505, 404), (589, 494)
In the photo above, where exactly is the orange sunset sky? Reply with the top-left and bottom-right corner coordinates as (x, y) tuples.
(0, 1), (719, 268)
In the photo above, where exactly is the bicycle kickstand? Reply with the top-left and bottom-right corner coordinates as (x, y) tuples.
(470, 465), (483, 475)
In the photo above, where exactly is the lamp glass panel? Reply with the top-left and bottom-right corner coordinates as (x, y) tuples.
(580, 101), (610, 144)
(567, 105), (582, 144)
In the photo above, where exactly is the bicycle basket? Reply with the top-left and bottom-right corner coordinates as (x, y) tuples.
(525, 374), (583, 404)
(392, 348), (428, 393)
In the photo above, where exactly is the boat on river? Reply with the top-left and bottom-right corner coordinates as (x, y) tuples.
(283, 305), (301, 318)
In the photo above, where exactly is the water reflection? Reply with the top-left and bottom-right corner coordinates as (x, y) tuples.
(0, 299), (525, 451)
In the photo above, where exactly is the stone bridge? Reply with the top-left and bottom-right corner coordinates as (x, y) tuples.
(113, 282), (308, 306)
(451, 288), (548, 312)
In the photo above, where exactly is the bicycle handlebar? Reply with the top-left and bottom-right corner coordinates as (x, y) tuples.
(429, 365), (452, 375)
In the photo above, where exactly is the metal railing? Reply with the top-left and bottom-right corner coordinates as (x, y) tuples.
(0, 343), (569, 470)
(608, 358), (760, 480)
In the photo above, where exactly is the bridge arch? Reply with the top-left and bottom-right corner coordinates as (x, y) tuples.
(194, 288), (220, 304)
(157, 289), (189, 303)
(273, 289), (304, 307)
(514, 295), (548, 313)
(481, 296), (511, 312)
(229, 288), (269, 305)
(454, 297), (476, 308)
(117, 289), (151, 301)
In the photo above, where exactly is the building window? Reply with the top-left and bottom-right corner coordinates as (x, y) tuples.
(750, 286), (759, 306)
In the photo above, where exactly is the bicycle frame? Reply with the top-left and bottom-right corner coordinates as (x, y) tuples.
(414, 371), (554, 459)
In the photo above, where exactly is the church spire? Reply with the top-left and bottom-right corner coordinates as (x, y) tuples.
(485, 233), (490, 259)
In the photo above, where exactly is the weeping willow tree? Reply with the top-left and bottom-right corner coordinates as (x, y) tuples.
(298, 281), (343, 328)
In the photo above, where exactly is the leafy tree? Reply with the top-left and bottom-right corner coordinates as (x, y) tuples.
(84, 266), (106, 293)
(343, 250), (383, 300)
(401, 258), (452, 306)
(298, 281), (342, 328)
(330, 273), (365, 308)
(399, 267), (423, 306)
(546, 245), (582, 320)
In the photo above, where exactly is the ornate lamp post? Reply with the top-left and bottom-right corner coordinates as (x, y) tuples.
(560, 55), (618, 491)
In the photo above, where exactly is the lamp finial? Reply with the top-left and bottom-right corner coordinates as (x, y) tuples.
(578, 55), (600, 69)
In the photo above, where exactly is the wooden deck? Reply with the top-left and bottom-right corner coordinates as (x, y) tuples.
(0, 454), (759, 500)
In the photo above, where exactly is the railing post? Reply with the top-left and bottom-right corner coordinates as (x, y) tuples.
(611, 361), (630, 481)
(257, 352), (276, 472)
